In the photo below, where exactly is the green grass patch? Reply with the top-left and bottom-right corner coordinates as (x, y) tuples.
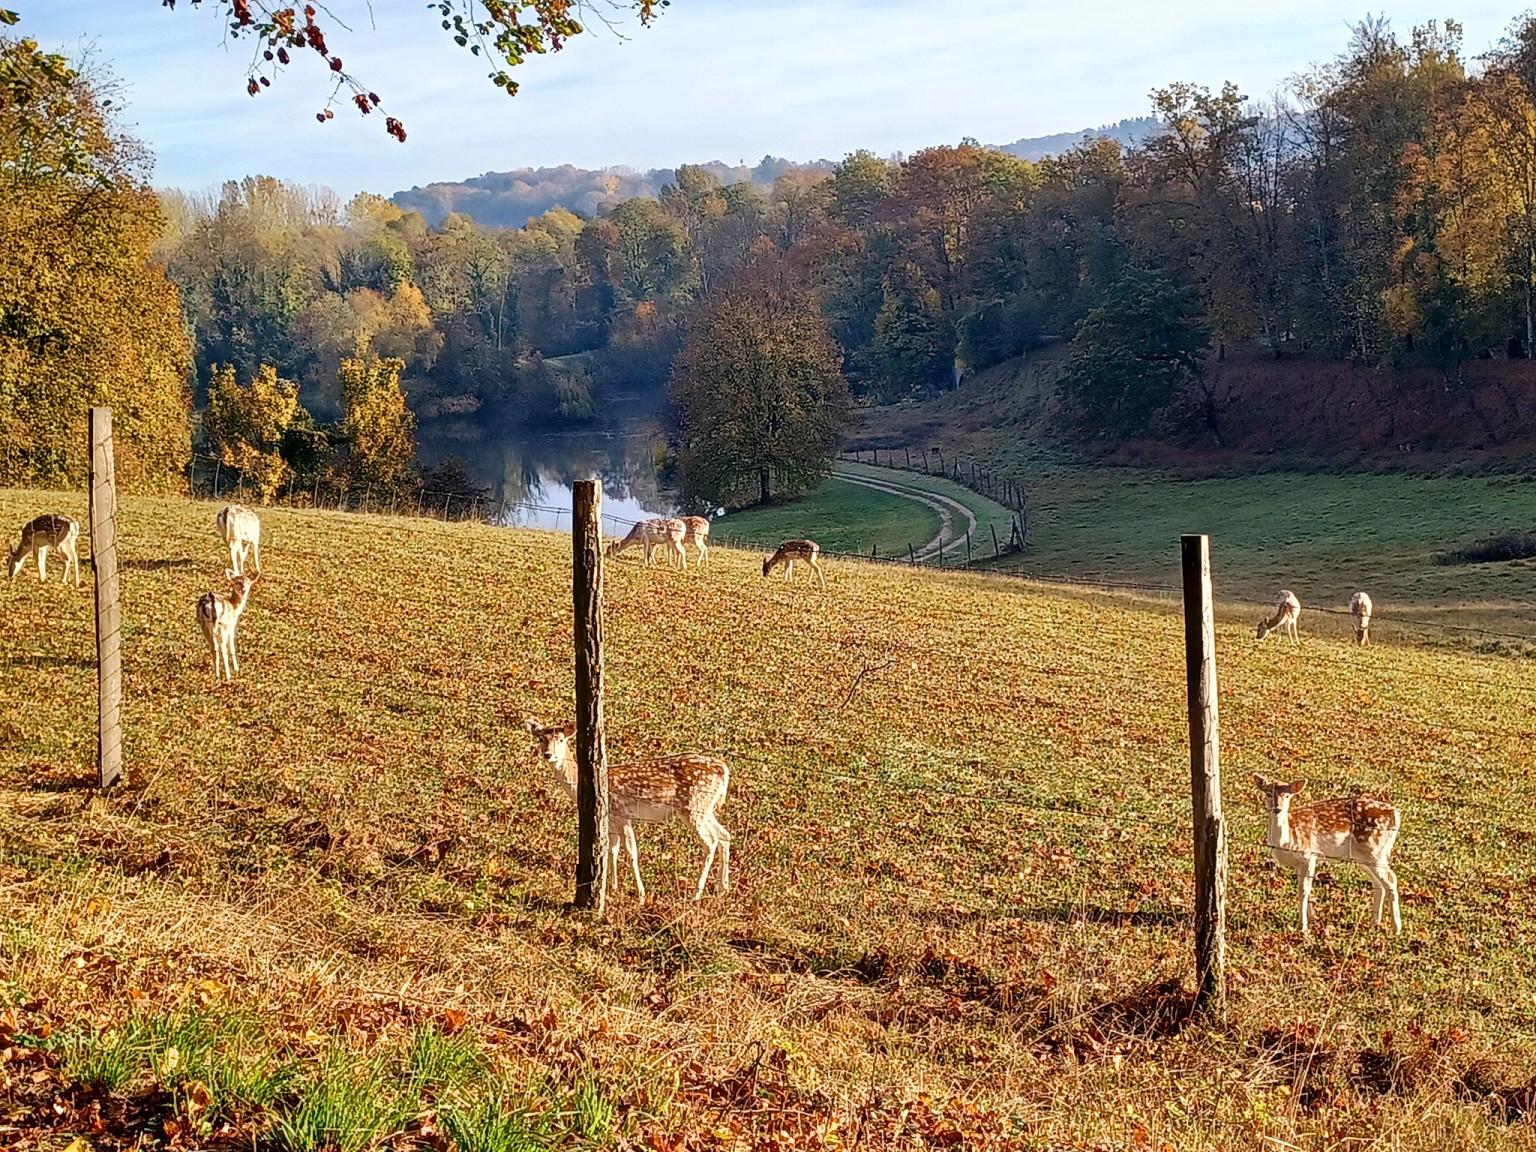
(713, 475), (941, 556)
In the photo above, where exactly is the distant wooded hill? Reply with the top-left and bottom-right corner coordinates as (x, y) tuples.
(388, 120), (1162, 228)
(995, 116), (1161, 160)
(391, 156), (835, 228)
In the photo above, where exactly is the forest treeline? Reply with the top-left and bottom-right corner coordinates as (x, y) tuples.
(6, 16), (1536, 497)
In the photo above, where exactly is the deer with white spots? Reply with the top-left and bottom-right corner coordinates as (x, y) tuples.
(523, 718), (731, 907)
(1350, 591), (1373, 646)
(1255, 590), (1302, 644)
(679, 515), (711, 570)
(7, 514), (81, 587)
(216, 504), (262, 577)
(605, 518), (686, 568)
(763, 539), (825, 588)
(1253, 774), (1401, 936)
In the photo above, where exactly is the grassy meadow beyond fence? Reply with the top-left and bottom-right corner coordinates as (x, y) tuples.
(2, 487), (1535, 1150)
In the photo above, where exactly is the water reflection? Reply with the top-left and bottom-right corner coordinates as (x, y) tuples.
(417, 400), (677, 532)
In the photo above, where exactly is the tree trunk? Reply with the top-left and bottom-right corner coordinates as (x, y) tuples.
(758, 468), (771, 506)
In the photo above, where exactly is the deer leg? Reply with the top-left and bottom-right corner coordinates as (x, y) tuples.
(711, 816), (732, 893)
(619, 824), (645, 903)
(609, 833), (625, 899)
(698, 540), (708, 569)
(35, 546), (47, 582)
(67, 543), (80, 587)
(1298, 865), (1315, 937)
(812, 557), (825, 588)
(693, 826), (719, 901)
(1386, 866), (1401, 933)
(785, 560), (794, 582)
(251, 537), (261, 576)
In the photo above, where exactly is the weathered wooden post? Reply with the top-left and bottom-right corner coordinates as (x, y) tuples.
(908, 543), (916, 566)
(572, 480), (610, 913)
(965, 527), (972, 566)
(991, 523), (1001, 559)
(1181, 534), (1226, 1015)
(88, 409), (122, 790)
(904, 448), (911, 469)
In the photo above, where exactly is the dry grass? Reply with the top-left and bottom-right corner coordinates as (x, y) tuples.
(3, 487), (1536, 1150)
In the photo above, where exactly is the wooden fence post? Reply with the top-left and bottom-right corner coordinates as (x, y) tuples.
(991, 523), (1001, 558)
(904, 448), (911, 469)
(1181, 534), (1226, 1015)
(88, 408), (122, 790)
(572, 480), (610, 914)
(965, 527), (972, 566)
(909, 544), (916, 566)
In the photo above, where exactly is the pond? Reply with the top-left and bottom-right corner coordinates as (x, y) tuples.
(416, 395), (679, 533)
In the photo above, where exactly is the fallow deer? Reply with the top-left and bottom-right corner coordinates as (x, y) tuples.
(763, 539), (825, 588)
(679, 515), (711, 570)
(1350, 591), (1373, 646)
(7, 514), (81, 587)
(197, 571), (258, 683)
(1256, 590), (1302, 644)
(523, 719), (731, 910)
(605, 518), (686, 568)
(216, 504), (262, 577)
(1253, 774), (1401, 936)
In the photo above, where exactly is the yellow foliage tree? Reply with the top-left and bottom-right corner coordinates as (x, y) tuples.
(203, 363), (301, 502)
(0, 37), (192, 492)
(339, 356), (416, 488)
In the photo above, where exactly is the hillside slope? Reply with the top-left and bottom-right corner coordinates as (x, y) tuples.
(3, 489), (1535, 1149)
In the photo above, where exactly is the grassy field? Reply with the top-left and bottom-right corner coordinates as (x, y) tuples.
(855, 359), (1536, 636)
(718, 462), (1015, 562)
(4, 488), (1536, 1150)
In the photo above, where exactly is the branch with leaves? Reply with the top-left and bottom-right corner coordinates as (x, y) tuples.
(5, 2), (665, 141)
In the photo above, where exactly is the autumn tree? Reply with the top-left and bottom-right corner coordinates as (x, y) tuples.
(669, 255), (849, 507)
(339, 355), (416, 487)
(1060, 267), (1210, 439)
(0, 35), (192, 491)
(203, 363), (302, 500)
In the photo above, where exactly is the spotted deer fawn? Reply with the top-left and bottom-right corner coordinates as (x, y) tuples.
(523, 719), (731, 910)
(216, 504), (262, 577)
(606, 518), (686, 568)
(1350, 591), (1373, 646)
(1253, 775), (1401, 936)
(197, 571), (258, 683)
(679, 515), (711, 569)
(763, 540), (825, 588)
(1256, 590), (1302, 644)
(7, 514), (82, 587)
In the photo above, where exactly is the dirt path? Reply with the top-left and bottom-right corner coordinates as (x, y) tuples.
(830, 468), (978, 561)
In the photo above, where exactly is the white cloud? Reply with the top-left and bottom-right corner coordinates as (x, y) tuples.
(19, 0), (1524, 196)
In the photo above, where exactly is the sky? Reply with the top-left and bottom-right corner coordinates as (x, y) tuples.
(16, 1), (1527, 198)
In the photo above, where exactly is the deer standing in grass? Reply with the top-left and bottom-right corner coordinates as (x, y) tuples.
(679, 515), (711, 570)
(1256, 590), (1302, 644)
(1350, 591), (1373, 646)
(523, 719), (731, 907)
(216, 504), (262, 577)
(197, 571), (258, 683)
(606, 518), (686, 568)
(7, 514), (81, 587)
(1253, 774), (1401, 936)
(763, 539), (825, 588)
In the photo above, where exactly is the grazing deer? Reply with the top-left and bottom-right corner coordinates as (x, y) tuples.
(523, 718), (731, 909)
(1253, 774), (1401, 936)
(605, 518), (686, 568)
(7, 514), (81, 587)
(679, 515), (711, 570)
(1350, 591), (1373, 646)
(197, 571), (258, 683)
(216, 504), (262, 577)
(1256, 590), (1302, 644)
(763, 540), (825, 588)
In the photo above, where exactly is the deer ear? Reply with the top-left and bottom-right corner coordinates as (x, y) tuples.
(1287, 778), (1307, 795)
(561, 721), (576, 737)
(522, 717), (540, 735)
(1252, 773), (1269, 790)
